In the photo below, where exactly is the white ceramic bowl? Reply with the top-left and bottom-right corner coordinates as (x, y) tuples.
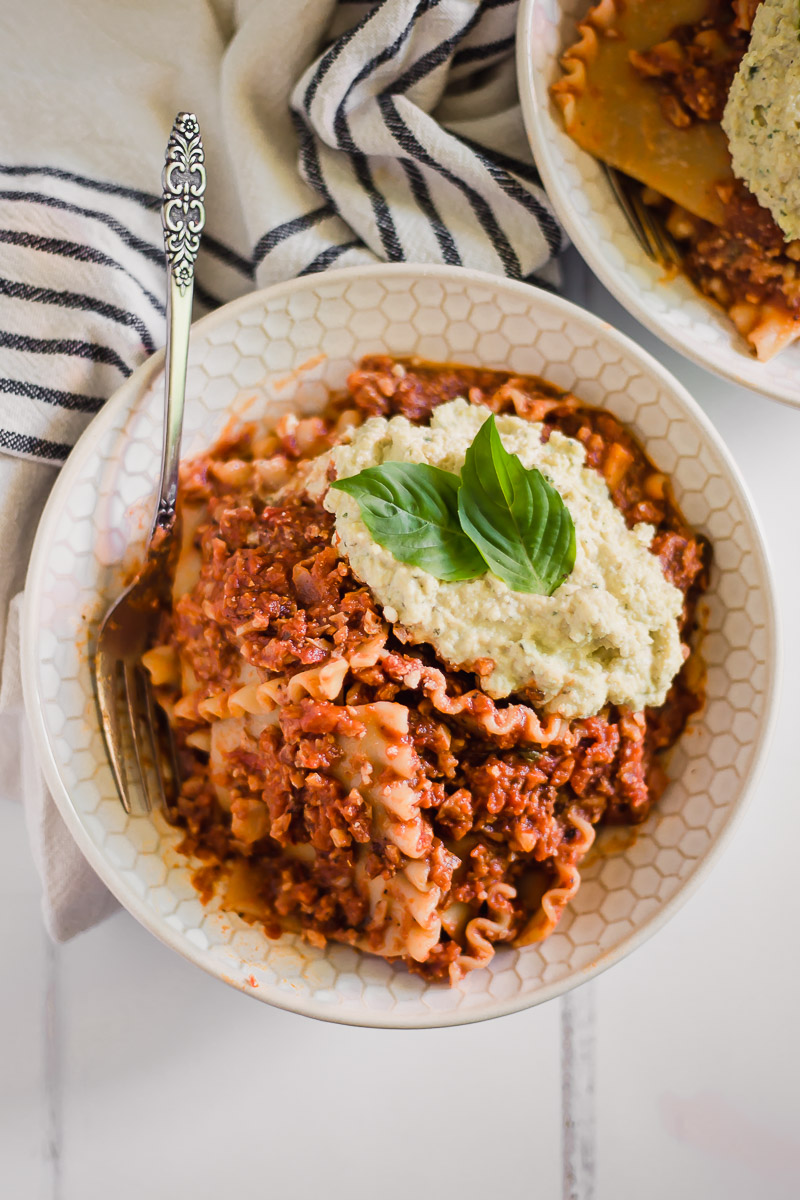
(22, 264), (778, 1027)
(517, 0), (800, 408)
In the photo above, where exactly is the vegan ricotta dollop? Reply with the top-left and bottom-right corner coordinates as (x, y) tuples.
(723, 0), (800, 242)
(316, 400), (683, 720)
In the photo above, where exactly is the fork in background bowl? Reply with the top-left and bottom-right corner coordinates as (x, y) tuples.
(602, 166), (681, 269)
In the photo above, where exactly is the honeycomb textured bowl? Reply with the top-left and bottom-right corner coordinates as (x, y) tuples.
(517, 0), (800, 408)
(22, 265), (777, 1027)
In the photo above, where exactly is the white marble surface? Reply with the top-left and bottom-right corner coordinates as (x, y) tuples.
(2, 254), (799, 1200)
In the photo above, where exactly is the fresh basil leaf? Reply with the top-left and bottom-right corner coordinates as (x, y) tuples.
(331, 462), (486, 582)
(457, 415), (576, 595)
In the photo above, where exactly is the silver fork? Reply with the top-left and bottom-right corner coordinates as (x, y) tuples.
(602, 165), (681, 267)
(93, 113), (206, 814)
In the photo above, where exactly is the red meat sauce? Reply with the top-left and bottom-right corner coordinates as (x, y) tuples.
(677, 183), (800, 321)
(160, 357), (708, 981)
(629, 0), (755, 129)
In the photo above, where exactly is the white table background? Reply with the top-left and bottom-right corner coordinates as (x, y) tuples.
(2, 253), (798, 1200)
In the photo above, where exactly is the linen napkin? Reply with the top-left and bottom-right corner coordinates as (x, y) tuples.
(0, 0), (564, 940)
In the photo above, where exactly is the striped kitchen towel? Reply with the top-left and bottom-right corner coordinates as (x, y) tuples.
(0, 0), (564, 939)
(0, 0), (562, 468)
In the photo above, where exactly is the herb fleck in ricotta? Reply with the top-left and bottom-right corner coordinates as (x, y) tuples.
(723, 0), (800, 242)
(319, 400), (684, 719)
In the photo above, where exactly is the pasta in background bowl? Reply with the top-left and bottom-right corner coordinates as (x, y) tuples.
(22, 265), (777, 1027)
(516, 0), (800, 406)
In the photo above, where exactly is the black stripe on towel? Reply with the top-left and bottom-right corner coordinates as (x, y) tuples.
(303, 0), (383, 110)
(461, 141), (564, 256)
(453, 135), (545, 188)
(199, 234), (254, 279)
(0, 228), (166, 315)
(0, 377), (104, 414)
(0, 163), (161, 211)
(0, 164), (254, 278)
(0, 277), (157, 353)
(298, 239), (362, 275)
(0, 330), (132, 376)
(378, 94), (522, 277)
(192, 279), (225, 311)
(389, 2), (482, 93)
(0, 189), (163, 266)
(525, 272), (559, 294)
(0, 427), (72, 463)
(326, 2), (439, 261)
(343, 144), (404, 260)
(399, 159), (461, 265)
(252, 204), (336, 267)
(292, 114), (336, 206)
(452, 35), (515, 68)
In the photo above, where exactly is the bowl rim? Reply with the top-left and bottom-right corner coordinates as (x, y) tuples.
(515, 0), (800, 410)
(21, 261), (782, 1027)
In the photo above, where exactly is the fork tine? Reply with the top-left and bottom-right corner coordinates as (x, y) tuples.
(158, 697), (183, 810)
(603, 165), (655, 260)
(94, 655), (133, 815)
(123, 661), (153, 814)
(635, 191), (680, 266)
(603, 165), (681, 267)
(623, 181), (667, 265)
(140, 667), (169, 811)
(656, 216), (682, 266)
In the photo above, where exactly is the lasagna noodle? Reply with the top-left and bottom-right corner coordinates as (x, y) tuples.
(552, 0), (731, 223)
(336, 703), (442, 963)
(450, 882), (518, 984)
(514, 813), (596, 946)
(726, 298), (800, 360)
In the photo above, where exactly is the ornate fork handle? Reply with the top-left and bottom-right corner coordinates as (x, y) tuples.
(163, 113), (206, 291)
(153, 112), (206, 538)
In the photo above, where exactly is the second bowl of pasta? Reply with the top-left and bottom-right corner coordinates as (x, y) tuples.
(517, 0), (800, 406)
